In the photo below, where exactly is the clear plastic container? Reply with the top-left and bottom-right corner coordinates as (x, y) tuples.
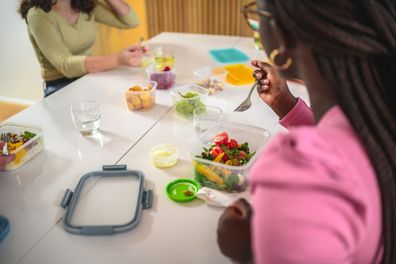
(170, 84), (209, 117)
(122, 80), (157, 111)
(193, 66), (227, 95)
(150, 144), (179, 168)
(146, 65), (176, 90)
(0, 123), (44, 171)
(189, 122), (270, 192)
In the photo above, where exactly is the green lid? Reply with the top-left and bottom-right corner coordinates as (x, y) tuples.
(166, 178), (201, 202)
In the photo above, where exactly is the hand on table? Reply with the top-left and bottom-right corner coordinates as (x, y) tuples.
(0, 141), (15, 170)
(252, 60), (297, 119)
(217, 198), (253, 264)
(118, 44), (146, 67)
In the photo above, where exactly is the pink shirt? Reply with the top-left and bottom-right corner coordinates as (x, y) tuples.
(250, 99), (383, 264)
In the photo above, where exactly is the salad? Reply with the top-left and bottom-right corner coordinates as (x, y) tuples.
(193, 132), (256, 192)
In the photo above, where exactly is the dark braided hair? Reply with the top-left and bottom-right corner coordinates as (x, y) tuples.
(19, 0), (97, 20)
(267, 0), (396, 262)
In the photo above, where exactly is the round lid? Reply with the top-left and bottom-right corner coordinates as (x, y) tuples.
(166, 178), (201, 202)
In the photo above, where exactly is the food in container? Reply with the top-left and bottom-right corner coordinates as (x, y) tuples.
(189, 122), (270, 192)
(193, 66), (227, 95)
(123, 80), (157, 111)
(147, 65), (176, 90)
(150, 144), (179, 168)
(170, 84), (208, 117)
(0, 123), (44, 171)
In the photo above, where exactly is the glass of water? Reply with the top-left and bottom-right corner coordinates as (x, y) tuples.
(193, 106), (223, 139)
(71, 100), (101, 136)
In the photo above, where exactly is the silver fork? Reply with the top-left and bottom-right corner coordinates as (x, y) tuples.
(234, 81), (259, 112)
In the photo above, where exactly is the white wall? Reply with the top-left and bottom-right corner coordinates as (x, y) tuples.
(0, 0), (43, 102)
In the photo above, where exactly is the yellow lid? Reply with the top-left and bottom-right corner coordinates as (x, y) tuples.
(223, 64), (255, 86)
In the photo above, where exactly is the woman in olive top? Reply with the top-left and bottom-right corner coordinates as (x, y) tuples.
(19, 0), (142, 97)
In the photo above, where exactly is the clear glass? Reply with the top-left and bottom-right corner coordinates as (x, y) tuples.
(71, 100), (101, 136)
(153, 47), (175, 70)
(193, 106), (223, 139)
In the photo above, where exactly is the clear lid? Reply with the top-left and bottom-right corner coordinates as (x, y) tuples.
(61, 165), (152, 236)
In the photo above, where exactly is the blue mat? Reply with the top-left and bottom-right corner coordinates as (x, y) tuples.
(209, 48), (250, 64)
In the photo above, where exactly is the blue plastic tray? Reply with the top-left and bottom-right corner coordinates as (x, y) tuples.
(209, 48), (250, 64)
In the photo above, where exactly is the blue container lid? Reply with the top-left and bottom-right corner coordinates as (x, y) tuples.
(0, 216), (10, 242)
(209, 48), (250, 64)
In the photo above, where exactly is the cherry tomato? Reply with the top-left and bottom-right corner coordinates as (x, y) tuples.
(210, 146), (224, 157)
(239, 151), (247, 158)
(163, 66), (171, 71)
(228, 139), (239, 150)
(222, 153), (230, 162)
(214, 132), (229, 145)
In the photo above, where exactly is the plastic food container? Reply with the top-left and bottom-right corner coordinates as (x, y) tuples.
(122, 80), (157, 111)
(223, 64), (255, 86)
(170, 84), (209, 117)
(189, 122), (270, 192)
(146, 66), (176, 90)
(0, 123), (45, 171)
(150, 144), (179, 168)
(193, 66), (227, 95)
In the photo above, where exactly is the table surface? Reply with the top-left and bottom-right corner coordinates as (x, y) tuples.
(0, 32), (309, 264)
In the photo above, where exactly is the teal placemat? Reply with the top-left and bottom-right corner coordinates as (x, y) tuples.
(209, 48), (250, 64)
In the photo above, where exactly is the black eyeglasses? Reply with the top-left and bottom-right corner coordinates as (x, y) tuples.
(242, 2), (272, 31)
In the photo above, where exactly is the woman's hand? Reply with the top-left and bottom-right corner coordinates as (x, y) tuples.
(252, 60), (297, 119)
(0, 141), (15, 170)
(118, 45), (144, 67)
(217, 198), (253, 264)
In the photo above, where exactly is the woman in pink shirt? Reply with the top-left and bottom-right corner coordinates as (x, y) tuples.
(217, 1), (396, 263)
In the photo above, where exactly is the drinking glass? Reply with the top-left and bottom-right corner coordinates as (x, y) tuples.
(71, 100), (101, 136)
(193, 106), (223, 139)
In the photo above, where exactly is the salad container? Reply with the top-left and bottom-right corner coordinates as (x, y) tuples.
(171, 84), (209, 118)
(0, 123), (45, 171)
(189, 122), (270, 192)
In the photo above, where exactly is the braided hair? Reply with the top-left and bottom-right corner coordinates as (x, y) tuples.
(267, 0), (396, 262)
(19, 0), (97, 20)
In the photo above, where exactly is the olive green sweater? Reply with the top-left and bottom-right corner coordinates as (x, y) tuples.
(27, 1), (139, 81)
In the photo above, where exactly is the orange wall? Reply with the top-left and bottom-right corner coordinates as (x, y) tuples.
(94, 0), (148, 55)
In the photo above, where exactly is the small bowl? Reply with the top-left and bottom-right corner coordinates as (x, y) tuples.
(146, 66), (176, 90)
(122, 80), (157, 111)
(150, 144), (179, 168)
(170, 84), (209, 117)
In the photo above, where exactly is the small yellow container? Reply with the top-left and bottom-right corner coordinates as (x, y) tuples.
(223, 64), (255, 86)
(150, 144), (179, 168)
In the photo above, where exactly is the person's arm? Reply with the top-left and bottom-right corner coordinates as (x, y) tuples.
(279, 97), (315, 128)
(94, 0), (140, 29)
(27, 10), (142, 78)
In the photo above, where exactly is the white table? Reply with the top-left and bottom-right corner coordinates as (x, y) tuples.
(0, 33), (309, 264)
